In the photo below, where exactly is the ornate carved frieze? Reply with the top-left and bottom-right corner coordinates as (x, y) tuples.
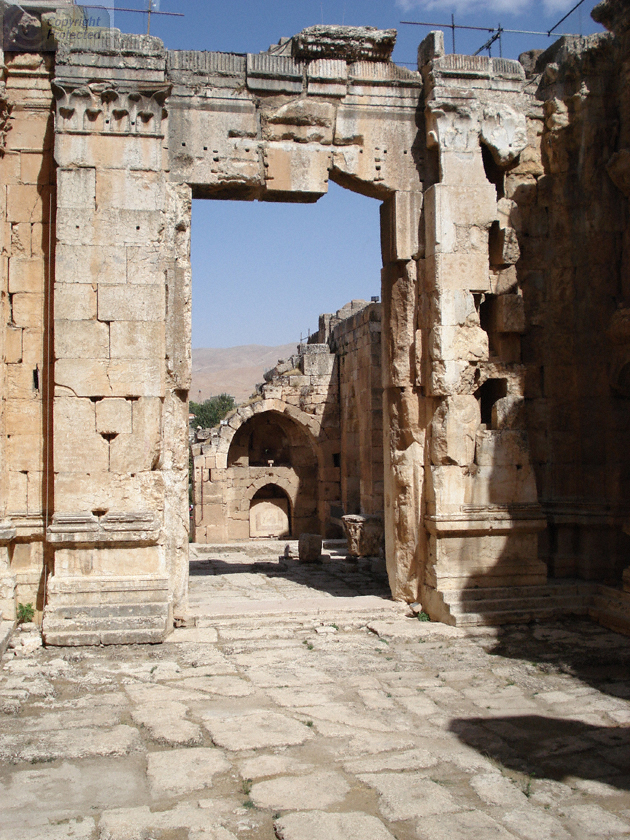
(53, 81), (170, 136)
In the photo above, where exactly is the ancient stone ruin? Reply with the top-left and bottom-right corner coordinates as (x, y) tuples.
(1, 0), (630, 644)
(191, 299), (383, 551)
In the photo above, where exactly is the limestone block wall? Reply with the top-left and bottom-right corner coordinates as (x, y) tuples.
(41, 32), (190, 643)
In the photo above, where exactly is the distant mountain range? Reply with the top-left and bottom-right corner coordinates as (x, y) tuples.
(191, 342), (298, 404)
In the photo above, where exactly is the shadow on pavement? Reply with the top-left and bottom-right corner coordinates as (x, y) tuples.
(450, 619), (630, 791)
(450, 714), (630, 790)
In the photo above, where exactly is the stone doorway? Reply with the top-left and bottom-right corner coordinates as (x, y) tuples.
(37, 26), (426, 645)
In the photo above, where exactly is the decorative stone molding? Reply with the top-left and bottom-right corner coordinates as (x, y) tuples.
(47, 512), (161, 546)
(425, 505), (547, 536)
(246, 54), (303, 94)
(53, 81), (170, 136)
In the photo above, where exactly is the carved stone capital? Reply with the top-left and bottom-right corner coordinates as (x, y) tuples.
(342, 514), (384, 558)
(53, 80), (170, 136)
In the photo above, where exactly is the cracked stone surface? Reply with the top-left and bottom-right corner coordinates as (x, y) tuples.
(1, 544), (629, 839)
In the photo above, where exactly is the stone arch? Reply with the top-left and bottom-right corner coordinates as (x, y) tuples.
(240, 476), (298, 513)
(219, 399), (323, 470)
(226, 407), (320, 538)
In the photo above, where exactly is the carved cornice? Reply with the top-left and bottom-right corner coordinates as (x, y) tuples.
(52, 80), (170, 137)
(291, 26), (396, 63)
(426, 504), (546, 536)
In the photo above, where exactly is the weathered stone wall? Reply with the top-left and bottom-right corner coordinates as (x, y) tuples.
(192, 341), (338, 542)
(41, 31), (189, 643)
(329, 300), (383, 519)
(517, 23), (630, 585)
(412, 38), (547, 622)
(192, 299), (385, 545)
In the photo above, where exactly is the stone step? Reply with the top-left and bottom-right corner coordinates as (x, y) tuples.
(453, 604), (590, 627)
(589, 585), (630, 635)
(446, 593), (590, 616)
(42, 614), (168, 634)
(442, 581), (590, 604)
(203, 613), (396, 633)
(46, 602), (168, 620)
(438, 581), (594, 627)
(41, 627), (167, 646)
(194, 596), (404, 626)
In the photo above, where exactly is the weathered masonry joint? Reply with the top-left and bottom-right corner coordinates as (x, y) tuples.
(1, 2), (630, 643)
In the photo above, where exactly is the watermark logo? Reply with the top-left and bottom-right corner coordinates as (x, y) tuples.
(2, 5), (112, 53)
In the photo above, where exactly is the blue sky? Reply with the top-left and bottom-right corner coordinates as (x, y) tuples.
(104, 1), (605, 348)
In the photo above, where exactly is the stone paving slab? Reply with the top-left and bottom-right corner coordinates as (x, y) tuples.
(1, 542), (630, 839)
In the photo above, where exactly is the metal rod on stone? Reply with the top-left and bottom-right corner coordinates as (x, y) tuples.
(547, 0), (587, 36)
(400, 20), (575, 38)
(80, 4), (184, 16)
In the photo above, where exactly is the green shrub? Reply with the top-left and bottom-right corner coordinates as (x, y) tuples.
(189, 394), (236, 429)
(17, 602), (35, 624)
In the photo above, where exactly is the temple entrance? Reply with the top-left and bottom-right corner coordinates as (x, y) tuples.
(40, 28), (425, 644)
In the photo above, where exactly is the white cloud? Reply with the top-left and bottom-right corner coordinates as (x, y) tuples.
(396, 0), (579, 17)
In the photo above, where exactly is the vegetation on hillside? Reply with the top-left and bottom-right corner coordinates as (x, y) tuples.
(189, 394), (236, 429)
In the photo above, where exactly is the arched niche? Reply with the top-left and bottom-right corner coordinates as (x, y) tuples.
(249, 484), (291, 538)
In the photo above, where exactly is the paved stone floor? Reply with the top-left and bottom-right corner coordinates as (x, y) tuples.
(1, 541), (630, 840)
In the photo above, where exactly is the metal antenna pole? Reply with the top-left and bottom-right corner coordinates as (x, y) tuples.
(451, 13), (456, 54)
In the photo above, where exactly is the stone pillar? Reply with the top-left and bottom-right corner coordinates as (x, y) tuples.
(418, 34), (547, 621)
(380, 191), (425, 602)
(42, 34), (185, 645)
(1, 50), (56, 622)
